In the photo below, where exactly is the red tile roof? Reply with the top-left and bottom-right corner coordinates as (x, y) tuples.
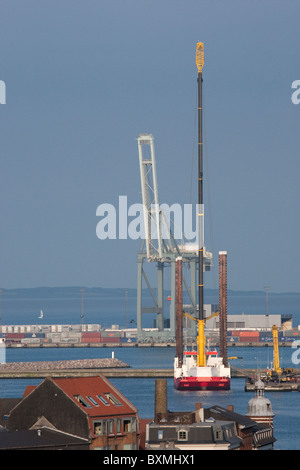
(51, 375), (138, 418)
(23, 385), (36, 397)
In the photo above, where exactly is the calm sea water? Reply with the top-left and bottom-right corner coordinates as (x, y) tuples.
(1, 287), (300, 328)
(0, 288), (300, 450)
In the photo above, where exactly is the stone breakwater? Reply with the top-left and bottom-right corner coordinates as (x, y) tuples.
(0, 358), (129, 372)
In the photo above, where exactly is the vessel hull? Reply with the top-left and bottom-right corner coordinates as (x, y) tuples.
(174, 376), (230, 391)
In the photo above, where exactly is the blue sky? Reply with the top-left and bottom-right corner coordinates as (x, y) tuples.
(0, 0), (299, 292)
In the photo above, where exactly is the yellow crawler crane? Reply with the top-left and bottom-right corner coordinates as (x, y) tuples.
(268, 325), (294, 380)
(258, 325), (296, 384)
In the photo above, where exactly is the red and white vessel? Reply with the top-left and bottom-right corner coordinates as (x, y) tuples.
(174, 350), (230, 391)
(174, 43), (231, 391)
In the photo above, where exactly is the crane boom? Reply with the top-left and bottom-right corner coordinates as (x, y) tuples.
(196, 42), (204, 72)
(196, 41), (204, 323)
(272, 324), (282, 374)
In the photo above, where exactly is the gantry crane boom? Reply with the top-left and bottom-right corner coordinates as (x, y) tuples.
(137, 134), (162, 260)
(136, 132), (213, 341)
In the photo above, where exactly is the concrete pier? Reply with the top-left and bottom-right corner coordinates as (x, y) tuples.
(0, 367), (172, 379)
(245, 382), (300, 392)
(0, 360), (295, 380)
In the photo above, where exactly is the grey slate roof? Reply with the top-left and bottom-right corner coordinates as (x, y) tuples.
(0, 426), (90, 450)
(206, 405), (257, 429)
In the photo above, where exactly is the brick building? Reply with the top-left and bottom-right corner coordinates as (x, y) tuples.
(146, 379), (275, 450)
(6, 375), (140, 450)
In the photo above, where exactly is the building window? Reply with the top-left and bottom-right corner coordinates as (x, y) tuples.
(97, 395), (110, 406)
(87, 396), (99, 406)
(158, 430), (163, 440)
(116, 418), (121, 434)
(104, 393), (122, 406)
(214, 428), (223, 441)
(178, 430), (188, 441)
(94, 420), (107, 435)
(108, 419), (114, 435)
(123, 444), (137, 450)
(73, 395), (92, 408)
(123, 417), (137, 433)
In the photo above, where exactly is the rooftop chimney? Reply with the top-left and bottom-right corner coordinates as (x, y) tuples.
(219, 251), (228, 367)
(155, 379), (168, 423)
(175, 257), (183, 367)
(195, 403), (204, 422)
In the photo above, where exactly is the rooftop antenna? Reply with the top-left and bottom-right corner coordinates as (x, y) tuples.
(80, 288), (85, 325)
(124, 288), (128, 328)
(264, 286), (270, 316)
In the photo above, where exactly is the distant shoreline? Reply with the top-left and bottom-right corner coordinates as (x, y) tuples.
(1, 286), (300, 296)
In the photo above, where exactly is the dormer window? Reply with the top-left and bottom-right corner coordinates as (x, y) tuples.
(73, 395), (92, 408)
(97, 395), (109, 406)
(178, 429), (188, 441)
(104, 393), (122, 406)
(87, 396), (99, 406)
(214, 428), (223, 441)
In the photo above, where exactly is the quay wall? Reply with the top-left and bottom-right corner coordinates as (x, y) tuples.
(1, 324), (300, 348)
(4, 341), (299, 348)
(0, 366), (299, 380)
(0, 362), (289, 379)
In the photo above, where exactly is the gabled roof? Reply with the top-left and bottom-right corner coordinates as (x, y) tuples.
(50, 375), (138, 418)
(206, 405), (257, 429)
(23, 385), (36, 397)
(30, 416), (57, 430)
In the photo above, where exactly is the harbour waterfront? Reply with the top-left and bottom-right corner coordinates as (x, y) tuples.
(0, 288), (300, 450)
(0, 345), (300, 450)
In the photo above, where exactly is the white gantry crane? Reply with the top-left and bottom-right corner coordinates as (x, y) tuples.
(137, 134), (163, 261)
(136, 133), (213, 342)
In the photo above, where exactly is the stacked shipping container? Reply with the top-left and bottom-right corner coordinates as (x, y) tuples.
(81, 332), (101, 343)
(1, 327), (300, 345)
(227, 330), (300, 343)
(234, 331), (259, 343)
